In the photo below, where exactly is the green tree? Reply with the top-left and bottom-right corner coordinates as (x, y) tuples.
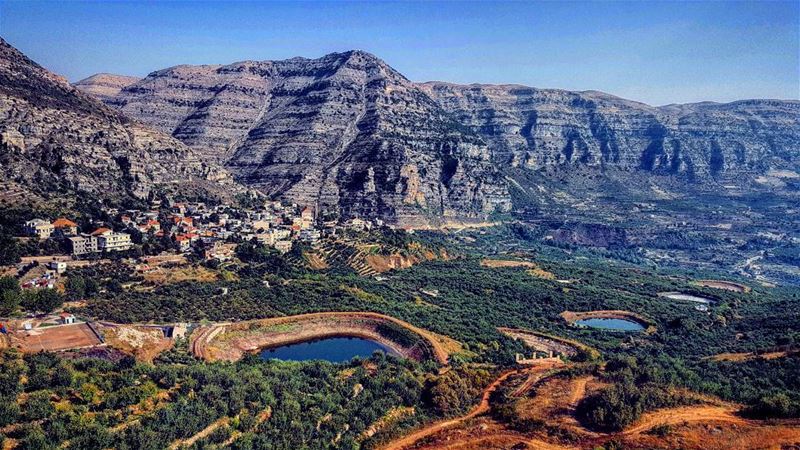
(0, 276), (21, 316)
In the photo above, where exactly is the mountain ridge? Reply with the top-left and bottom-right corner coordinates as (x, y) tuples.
(0, 38), (240, 210)
(72, 50), (800, 223)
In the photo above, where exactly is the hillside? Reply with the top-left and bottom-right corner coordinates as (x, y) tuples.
(419, 82), (800, 179)
(85, 51), (511, 226)
(0, 39), (237, 210)
(77, 52), (799, 225)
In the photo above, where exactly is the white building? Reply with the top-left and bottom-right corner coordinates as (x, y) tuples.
(24, 219), (54, 239)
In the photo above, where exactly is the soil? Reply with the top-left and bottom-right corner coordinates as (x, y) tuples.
(191, 312), (458, 365)
(102, 325), (173, 362)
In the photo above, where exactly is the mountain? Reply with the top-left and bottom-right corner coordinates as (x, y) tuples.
(78, 52), (800, 224)
(73, 73), (141, 103)
(92, 51), (511, 225)
(418, 83), (800, 179)
(0, 38), (237, 210)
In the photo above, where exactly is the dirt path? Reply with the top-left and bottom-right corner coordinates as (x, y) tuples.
(432, 433), (574, 450)
(379, 370), (518, 450)
(513, 360), (563, 397)
(169, 416), (230, 450)
(568, 377), (590, 406)
(623, 405), (747, 435)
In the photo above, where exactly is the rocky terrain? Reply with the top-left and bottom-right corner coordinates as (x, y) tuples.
(419, 83), (800, 180)
(75, 52), (800, 225)
(0, 39), (237, 209)
(73, 73), (140, 103)
(83, 51), (511, 225)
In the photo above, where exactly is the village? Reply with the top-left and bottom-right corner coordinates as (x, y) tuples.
(0, 198), (390, 355)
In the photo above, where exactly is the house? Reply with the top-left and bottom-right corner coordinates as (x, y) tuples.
(24, 219), (54, 239)
(48, 261), (67, 274)
(68, 235), (99, 256)
(175, 235), (192, 252)
(59, 313), (75, 325)
(138, 219), (161, 234)
(91, 228), (133, 252)
(51, 218), (78, 237)
(274, 240), (293, 254)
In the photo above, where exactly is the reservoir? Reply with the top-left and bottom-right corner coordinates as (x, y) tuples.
(260, 336), (399, 362)
(575, 318), (644, 331)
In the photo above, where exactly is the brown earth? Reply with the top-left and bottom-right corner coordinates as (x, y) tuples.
(102, 325), (173, 362)
(11, 323), (103, 353)
(382, 356), (800, 450)
(693, 279), (751, 293)
(191, 312), (458, 365)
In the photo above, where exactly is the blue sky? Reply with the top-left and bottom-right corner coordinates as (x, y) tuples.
(1, 1), (797, 105)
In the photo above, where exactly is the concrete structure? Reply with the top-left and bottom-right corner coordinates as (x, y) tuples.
(274, 240), (293, 254)
(24, 219), (54, 239)
(68, 235), (99, 256)
(48, 261), (67, 274)
(52, 218), (78, 236)
(93, 228), (133, 252)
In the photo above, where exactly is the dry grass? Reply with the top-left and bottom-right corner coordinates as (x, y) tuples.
(143, 265), (221, 284)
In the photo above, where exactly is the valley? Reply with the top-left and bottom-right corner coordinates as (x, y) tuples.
(0, 31), (797, 450)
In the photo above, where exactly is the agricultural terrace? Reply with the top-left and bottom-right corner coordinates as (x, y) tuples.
(191, 312), (458, 364)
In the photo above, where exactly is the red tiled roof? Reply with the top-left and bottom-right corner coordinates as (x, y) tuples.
(90, 227), (111, 236)
(52, 218), (77, 228)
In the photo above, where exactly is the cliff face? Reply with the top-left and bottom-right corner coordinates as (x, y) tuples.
(100, 51), (511, 225)
(418, 83), (800, 180)
(79, 52), (799, 223)
(0, 39), (236, 208)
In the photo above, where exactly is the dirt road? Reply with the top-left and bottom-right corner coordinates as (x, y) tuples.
(379, 370), (518, 450)
(623, 405), (747, 435)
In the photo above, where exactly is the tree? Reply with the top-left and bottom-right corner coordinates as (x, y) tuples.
(21, 289), (64, 314)
(0, 228), (21, 265)
(0, 276), (21, 316)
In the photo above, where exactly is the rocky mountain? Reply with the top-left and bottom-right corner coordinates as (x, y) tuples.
(94, 51), (511, 225)
(0, 39), (236, 210)
(78, 52), (799, 224)
(418, 83), (800, 180)
(73, 73), (140, 103)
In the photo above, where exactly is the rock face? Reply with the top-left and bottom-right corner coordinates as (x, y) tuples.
(418, 83), (800, 180)
(73, 73), (141, 103)
(81, 52), (799, 223)
(0, 39), (236, 208)
(100, 51), (511, 225)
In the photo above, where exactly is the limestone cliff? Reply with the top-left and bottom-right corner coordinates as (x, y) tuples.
(0, 38), (237, 208)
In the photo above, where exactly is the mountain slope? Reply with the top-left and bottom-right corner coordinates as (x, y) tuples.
(98, 51), (511, 225)
(0, 38), (236, 209)
(73, 73), (141, 103)
(418, 82), (800, 180)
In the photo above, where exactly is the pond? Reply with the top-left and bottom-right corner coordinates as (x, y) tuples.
(660, 292), (714, 305)
(575, 318), (644, 332)
(260, 336), (399, 362)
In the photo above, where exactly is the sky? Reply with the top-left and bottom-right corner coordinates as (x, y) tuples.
(1, 1), (797, 106)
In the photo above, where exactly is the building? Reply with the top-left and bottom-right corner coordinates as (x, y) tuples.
(274, 240), (293, 254)
(59, 313), (75, 325)
(24, 219), (54, 239)
(51, 218), (78, 237)
(48, 261), (67, 274)
(175, 235), (192, 252)
(91, 228), (133, 252)
(68, 235), (99, 256)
